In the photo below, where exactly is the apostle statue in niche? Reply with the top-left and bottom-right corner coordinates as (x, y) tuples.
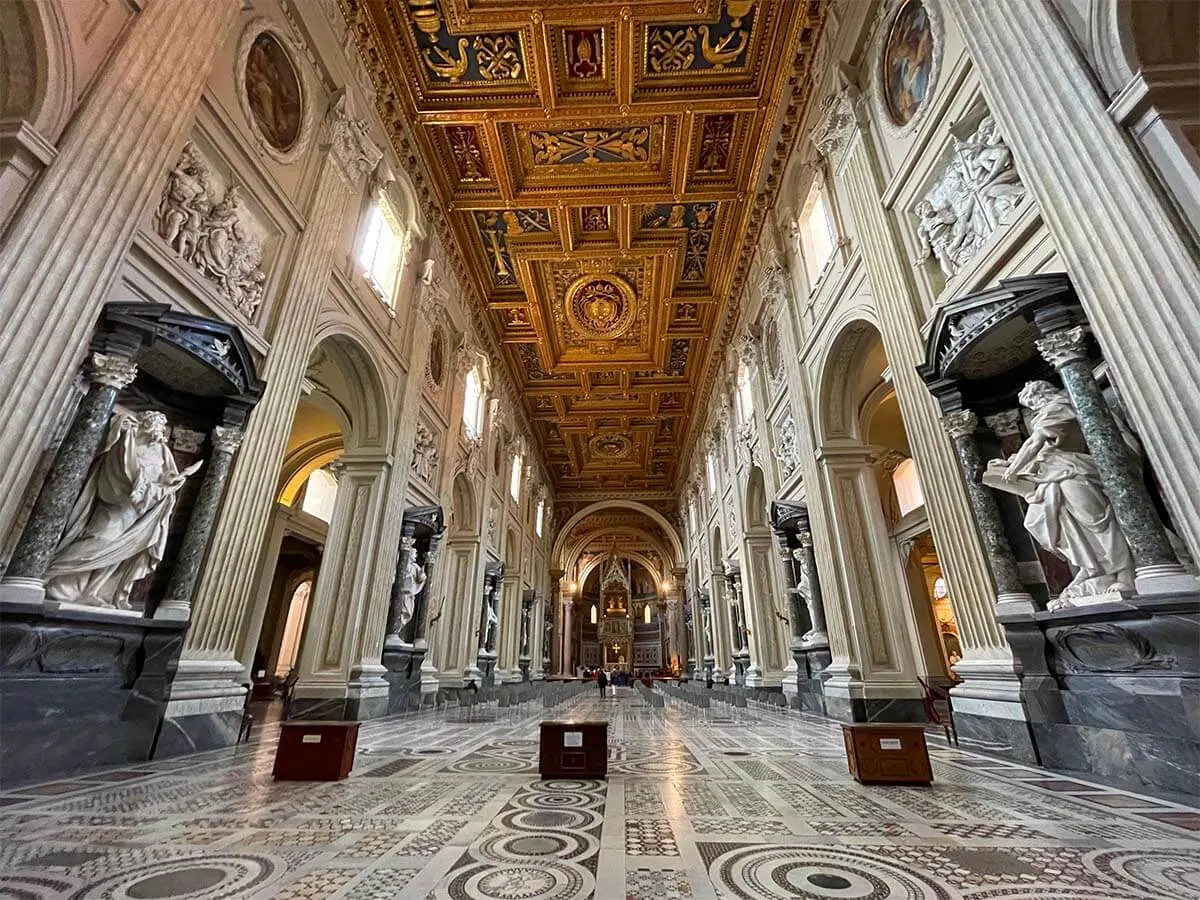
(398, 551), (427, 633)
(983, 381), (1135, 608)
(45, 412), (202, 610)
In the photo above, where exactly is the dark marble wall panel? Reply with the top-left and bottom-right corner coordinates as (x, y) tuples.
(0, 606), (186, 788)
(153, 709), (242, 759)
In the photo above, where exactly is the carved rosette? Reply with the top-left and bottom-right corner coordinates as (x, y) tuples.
(1036, 325), (1089, 368)
(87, 353), (139, 390)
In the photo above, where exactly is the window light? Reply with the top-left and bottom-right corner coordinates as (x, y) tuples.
(510, 453), (523, 502)
(359, 200), (404, 306)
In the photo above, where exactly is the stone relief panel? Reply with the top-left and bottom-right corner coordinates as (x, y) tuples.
(912, 113), (1028, 280)
(411, 419), (440, 484)
(155, 142), (270, 319)
(772, 414), (800, 480)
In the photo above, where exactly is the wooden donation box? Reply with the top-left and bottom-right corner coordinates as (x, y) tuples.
(273, 721), (360, 781)
(842, 723), (932, 785)
(539, 720), (608, 779)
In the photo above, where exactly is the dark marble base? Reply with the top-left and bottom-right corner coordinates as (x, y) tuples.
(288, 696), (349, 720)
(347, 693), (390, 720)
(789, 646), (831, 715)
(153, 709), (242, 759)
(824, 695), (927, 724)
(0, 604), (186, 788)
(382, 647), (426, 714)
(953, 710), (1039, 764)
(1002, 594), (1200, 797)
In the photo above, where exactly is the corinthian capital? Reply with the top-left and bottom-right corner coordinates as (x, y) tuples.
(326, 93), (383, 183)
(212, 426), (245, 455)
(1035, 326), (1089, 368)
(87, 353), (139, 390)
(942, 409), (979, 439)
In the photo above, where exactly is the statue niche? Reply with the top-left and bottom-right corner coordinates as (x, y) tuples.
(45, 412), (202, 609)
(983, 380), (1134, 607)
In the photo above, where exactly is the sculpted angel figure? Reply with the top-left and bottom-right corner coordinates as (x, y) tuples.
(46, 412), (202, 609)
(983, 381), (1134, 607)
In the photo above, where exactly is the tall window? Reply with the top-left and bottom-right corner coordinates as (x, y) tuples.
(795, 182), (836, 289)
(705, 452), (718, 495)
(893, 457), (925, 517)
(535, 499), (545, 537)
(590, 604), (598, 625)
(509, 453), (523, 502)
(358, 197), (405, 306)
(643, 603), (652, 624)
(463, 365), (485, 439)
(300, 467), (338, 522)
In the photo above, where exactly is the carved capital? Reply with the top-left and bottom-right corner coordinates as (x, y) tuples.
(983, 409), (1022, 438)
(798, 530), (813, 550)
(942, 409), (979, 439)
(325, 94), (383, 183)
(211, 425), (244, 455)
(87, 352), (138, 390)
(809, 86), (861, 160)
(1036, 325), (1089, 368)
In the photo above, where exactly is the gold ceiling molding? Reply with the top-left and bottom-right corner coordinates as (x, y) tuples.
(341, 0), (830, 497)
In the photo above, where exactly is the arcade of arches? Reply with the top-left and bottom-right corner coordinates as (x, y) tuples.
(1, 0), (1199, 897)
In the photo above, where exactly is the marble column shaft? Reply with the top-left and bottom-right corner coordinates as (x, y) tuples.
(5, 352), (138, 579)
(157, 426), (244, 619)
(0, 0), (241, 543)
(835, 124), (1007, 653)
(941, 410), (1032, 602)
(797, 531), (829, 639)
(1037, 327), (1179, 570)
(412, 545), (439, 646)
(561, 599), (575, 674)
(186, 139), (368, 661)
(954, 0), (1200, 559)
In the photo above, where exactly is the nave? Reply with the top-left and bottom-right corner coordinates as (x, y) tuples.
(1, 690), (1197, 900)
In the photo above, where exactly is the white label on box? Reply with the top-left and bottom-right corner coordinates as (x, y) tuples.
(301, 734), (322, 744)
(563, 731), (583, 748)
(879, 738), (902, 750)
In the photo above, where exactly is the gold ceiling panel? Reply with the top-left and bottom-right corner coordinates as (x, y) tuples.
(345, 0), (827, 495)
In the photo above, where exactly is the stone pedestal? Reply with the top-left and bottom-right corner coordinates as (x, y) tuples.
(999, 594), (1200, 796)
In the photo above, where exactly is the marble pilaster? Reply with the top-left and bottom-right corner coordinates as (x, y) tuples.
(4, 351), (140, 593)
(155, 425), (244, 621)
(561, 597), (575, 675)
(175, 106), (381, 697)
(941, 410), (1037, 615)
(827, 91), (1011, 661)
(1035, 324), (1196, 597)
(0, 0), (241, 543)
(954, 0), (1200, 560)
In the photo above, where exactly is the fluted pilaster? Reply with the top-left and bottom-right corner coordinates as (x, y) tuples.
(0, 0), (241, 542)
(954, 0), (1200, 559)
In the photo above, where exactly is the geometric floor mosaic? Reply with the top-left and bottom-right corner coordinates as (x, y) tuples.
(1, 689), (1198, 898)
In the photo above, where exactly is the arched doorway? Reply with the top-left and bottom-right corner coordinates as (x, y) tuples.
(813, 319), (947, 719)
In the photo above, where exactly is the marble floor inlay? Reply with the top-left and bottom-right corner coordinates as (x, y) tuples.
(1, 689), (1198, 899)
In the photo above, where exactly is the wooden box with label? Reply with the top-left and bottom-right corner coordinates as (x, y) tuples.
(538, 720), (608, 779)
(273, 721), (360, 781)
(841, 723), (933, 785)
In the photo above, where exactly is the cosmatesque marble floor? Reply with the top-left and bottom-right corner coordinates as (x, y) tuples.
(1, 688), (1198, 899)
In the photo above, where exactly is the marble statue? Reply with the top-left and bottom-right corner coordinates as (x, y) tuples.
(983, 381), (1134, 607)
(914, 114), (1027, 278)
(45, 412), (202, 610)
(156, 143), (267, 318)
(790, 546), (825, 642)
(398, 552), (427, 631)
(411, 422), (439, 482)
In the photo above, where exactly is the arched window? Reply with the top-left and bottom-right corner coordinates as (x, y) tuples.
(300, 467), (338, 522)
(535, 499), (545, 537)
(892, 457), (925, 516)
(463, 365), (485, 439)
(794, 180), (837, 290)
(358, 194), (406, 306)
(643, 603), (651, 624)
(275, 580), (312, 678)
(509, 453), (523, 502)
(590, 604), (598, 625)
(705, 452), (718, 495)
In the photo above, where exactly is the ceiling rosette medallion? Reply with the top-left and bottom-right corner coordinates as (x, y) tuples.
(566, 274), (637, 340)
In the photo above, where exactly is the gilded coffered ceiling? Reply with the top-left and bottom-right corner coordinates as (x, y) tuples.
(343, 0), (828, 495)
